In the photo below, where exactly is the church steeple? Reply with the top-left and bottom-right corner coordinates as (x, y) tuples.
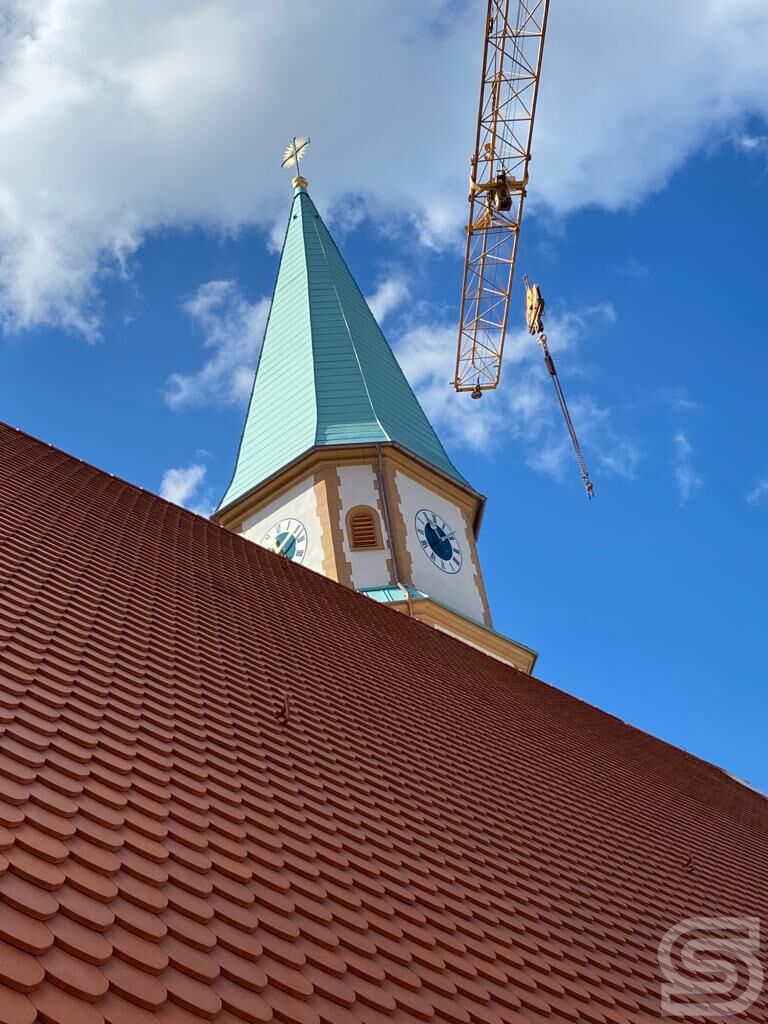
(214, 170), (536, 674)
(218, 179), (464, 514)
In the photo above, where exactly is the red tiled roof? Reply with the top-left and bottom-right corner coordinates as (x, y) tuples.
(0, 420), (765, 1024)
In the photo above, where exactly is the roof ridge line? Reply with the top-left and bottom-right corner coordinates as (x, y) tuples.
(298, 193), (322, 450)
(0, 420), (216, 526)
(527, 665), (768, 810)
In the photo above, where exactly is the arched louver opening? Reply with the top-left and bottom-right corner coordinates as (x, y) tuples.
(346, 506), (383, 551)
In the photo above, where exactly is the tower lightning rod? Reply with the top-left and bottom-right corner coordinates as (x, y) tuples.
(454, 0), (550, 397)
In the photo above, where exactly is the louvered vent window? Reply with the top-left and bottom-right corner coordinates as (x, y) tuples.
(348, 508), (381, 550)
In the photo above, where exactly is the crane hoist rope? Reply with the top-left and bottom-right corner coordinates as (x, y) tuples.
(525, 277), (595, 499)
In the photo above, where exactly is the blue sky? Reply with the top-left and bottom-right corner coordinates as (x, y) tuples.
(0, 1), (766, 792)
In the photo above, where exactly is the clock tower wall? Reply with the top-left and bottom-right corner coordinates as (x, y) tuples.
(238, 475), (326, 577)
(393, 467), (491, 628)
(336, 464), (394, 591)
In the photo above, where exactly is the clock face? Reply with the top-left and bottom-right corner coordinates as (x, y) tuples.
(262, 518), (308, 564)
(415, 509), (462, 574)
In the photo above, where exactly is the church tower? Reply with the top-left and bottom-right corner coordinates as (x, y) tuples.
(213, 174), (535, 672)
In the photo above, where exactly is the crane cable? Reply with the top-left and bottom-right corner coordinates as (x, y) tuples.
(538, 334), (594, 499)
(525, 276), (595, 499)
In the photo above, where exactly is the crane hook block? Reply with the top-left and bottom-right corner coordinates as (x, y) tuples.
(525, 277), (545, 336)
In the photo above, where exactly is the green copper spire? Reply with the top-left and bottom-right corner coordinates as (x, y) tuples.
(217, 181), (465, 512)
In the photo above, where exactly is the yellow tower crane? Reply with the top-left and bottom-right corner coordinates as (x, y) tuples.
(454, 0), (550, 396)
(455, 0), (595, 498)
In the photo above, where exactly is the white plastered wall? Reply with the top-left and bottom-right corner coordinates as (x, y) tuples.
(337, 464), (391, 590)
(238, 475), (325, 576)
(394, 469), (485, 623)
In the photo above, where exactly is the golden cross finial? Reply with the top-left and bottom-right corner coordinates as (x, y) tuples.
(281, 136), (310, 189)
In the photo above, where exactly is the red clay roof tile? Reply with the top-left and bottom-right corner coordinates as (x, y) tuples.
(162, 937), (219, 984)
(57, 885), (115, 933)
(0, 422), (765, 1024)
(101, 960), (167, 1012)
(23, 807), (75, 845)
(0, 903), (54, 955)
(212, 979), (273, 1024)
(109, 926), (168, 975)
(63, 860), (119, 902)
(0, 868), (60, 921)
(41, 945), (109, 1002)
(163, 968), (221, 1020)
(97, 992), (161, 1024)
(0, 938), (46, 993)
(258, 989), (318, 1024)
(49, 914), (113, 966)
(31, 983), (105, 1024)
(0, 984), (37, 1024)
(0, 800), (25, 829)
(110, 896), (167, 943)
(1, 778), (32, 805)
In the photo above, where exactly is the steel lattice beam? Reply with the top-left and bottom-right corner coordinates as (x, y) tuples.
(454, 0), (550, 393)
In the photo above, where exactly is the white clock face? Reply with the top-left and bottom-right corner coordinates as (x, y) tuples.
(415, 509), (462, 574)
(262, 518), (308, 564)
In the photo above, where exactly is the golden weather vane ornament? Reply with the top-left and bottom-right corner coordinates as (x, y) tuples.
(281, 136), (310, 189)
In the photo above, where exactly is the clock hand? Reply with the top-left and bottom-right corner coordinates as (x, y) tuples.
(430, 526), (457, 543)
(272, 531), (294, 556)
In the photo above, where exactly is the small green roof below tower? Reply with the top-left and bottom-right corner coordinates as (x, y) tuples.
(217, 180), (467, 513)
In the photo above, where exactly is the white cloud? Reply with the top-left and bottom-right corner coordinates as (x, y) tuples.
(673, 431), (704, 504)
(662, 387), (700, 414)
(394, 302), (639, 487)
(616, 256), (650, 281)
(746, 479), (768, 506)
(366, 274), (410, 324)
(0, 1), (766, 332)
(735, 134), (768, 155)
(165, 280), (269, 408)
(159, 462), (211, 515)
